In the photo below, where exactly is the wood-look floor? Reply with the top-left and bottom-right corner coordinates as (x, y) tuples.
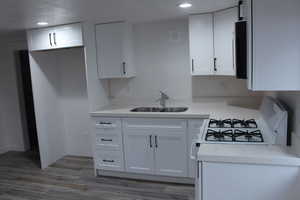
(0, 152), (194, 200)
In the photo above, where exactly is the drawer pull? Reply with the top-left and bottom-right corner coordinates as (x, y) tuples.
(101, 138), (113, 142)
(99, 122), (112, 125)
(103, 159), (114, 163)
(96, 122), (116, 129)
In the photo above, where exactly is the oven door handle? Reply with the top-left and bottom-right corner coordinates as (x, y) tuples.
(190, 139), (200, 160)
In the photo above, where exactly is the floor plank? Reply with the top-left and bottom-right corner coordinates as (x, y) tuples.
(0, 152), (194, 200)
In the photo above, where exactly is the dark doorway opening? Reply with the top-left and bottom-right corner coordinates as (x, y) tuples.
(16, 50), (40, 163)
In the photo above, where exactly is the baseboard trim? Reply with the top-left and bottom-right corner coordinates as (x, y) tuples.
(0, 146), (9, 154)
(0, 145), (26, 154)
(97, 170), (194, 184)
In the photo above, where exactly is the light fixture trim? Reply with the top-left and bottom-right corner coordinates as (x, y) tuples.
(37, 21), (49, 26)
(178, 2), (192, 8)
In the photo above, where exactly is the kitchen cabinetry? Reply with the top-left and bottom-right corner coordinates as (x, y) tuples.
(214, 8), (237, 76)
(189, 14), (214, 75)
(123, 119), (188, 177)
(93, 118), (125, 171)
(92, 117), (204, 180)
(189, 7), (237, 76)
(199, 162), (300, 200)
(123, 129), (155, 174)
(95, 22), (136, 79)
(27, 23), (83, 51)
(247, 0), (300, 90)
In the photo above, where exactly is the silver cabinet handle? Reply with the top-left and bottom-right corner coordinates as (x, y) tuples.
(122, 62), (126, 75)
(102, 159), (114, 163)
(191, 59), (194, 73)
(101, 138), (113, 142)
(214, 58), (217, 72)
(149, 135), (153, 148)
(53, 32), (57, 45)
(99, 122), (112, 125)
(49, 33), (52, 46)
(155, 136), (158, 148)
(232, 38), (235, 70)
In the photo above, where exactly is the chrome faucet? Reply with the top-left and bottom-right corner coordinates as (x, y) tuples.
(157, 91), (169, 108)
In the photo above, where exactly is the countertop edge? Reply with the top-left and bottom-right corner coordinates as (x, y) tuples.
(89, 112), (210, 119)
(198, 155), (300, 167)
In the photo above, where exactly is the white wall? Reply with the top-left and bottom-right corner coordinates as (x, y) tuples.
(109, 19), (262, 103)
(57, 48), (91, 157)
(0, 35), (28, 154)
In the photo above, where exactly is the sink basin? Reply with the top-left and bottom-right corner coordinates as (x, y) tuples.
(130, 107), (188, 113)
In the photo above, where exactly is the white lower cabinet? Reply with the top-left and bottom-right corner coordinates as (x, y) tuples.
(94, 149), (124, 171)
(123, 129), (155, 174)
(92, 117), (202, 179)
(92, 118), (125, 172)
(123, 118), (188, 177)
(200, 162), (300, 200)
(154, 129), (187, 177)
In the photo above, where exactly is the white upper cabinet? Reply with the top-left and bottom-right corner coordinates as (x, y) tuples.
(189, 14), (214, 75)
(248, 0), (300, 91)
(52, 24), (83, 49)
(214, 7), (237, 76)
(189, 8), (237, 76)
(96, 22), (136, 79)
(27, 23), (83, 51)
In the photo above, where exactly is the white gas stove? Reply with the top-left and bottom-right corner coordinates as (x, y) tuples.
(193, 97), (290, 200)
(201, 118), (271, 144)
(197, 97), (288, 146)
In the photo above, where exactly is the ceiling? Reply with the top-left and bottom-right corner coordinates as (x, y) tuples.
(0, 0), (237, 34)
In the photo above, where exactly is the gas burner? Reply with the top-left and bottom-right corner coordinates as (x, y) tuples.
(232, 119), (258, 128)
(234, 129), (264, 143)
(205, 129), (234, 142)
(208, 119), (232, 128)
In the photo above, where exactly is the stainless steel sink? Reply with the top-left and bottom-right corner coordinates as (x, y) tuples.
(130, 107), (188, 113)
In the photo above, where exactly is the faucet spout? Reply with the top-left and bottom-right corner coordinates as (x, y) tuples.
(157, 91), (169, 108)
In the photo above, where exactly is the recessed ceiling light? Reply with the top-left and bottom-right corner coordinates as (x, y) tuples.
(37, 22), (48, 26)
(178, 2), (192, 8)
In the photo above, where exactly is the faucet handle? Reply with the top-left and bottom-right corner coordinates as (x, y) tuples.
(159, 91), (169, 99)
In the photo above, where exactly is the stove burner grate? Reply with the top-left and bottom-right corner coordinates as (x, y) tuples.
(233, 129), (264, 143)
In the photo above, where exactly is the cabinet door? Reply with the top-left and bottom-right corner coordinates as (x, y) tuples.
(214, 7), (238, 76)
(154, 129), (188, 177)
(123, 129), (155, 174)
(54, 23), (83, 49)
(96, 22), (125, 78)
(250, 0), (300, 90)
(189, 14), (214, 75)
(202, 162), (300, 200)
(27, 28), (54, 51)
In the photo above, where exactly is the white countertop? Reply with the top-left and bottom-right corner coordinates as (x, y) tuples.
(90, 101), (261, 119)
(198, 144), (300, 167)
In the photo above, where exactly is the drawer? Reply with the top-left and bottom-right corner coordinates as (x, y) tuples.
(123, 118), (187, 130)
(93, 118), (121, 130)
(94, 149), (124, 171)
(95, 133), (122, 150)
